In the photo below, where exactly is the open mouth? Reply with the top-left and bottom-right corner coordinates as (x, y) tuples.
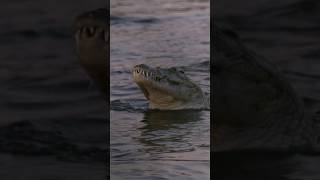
(133, 65), (162, 82)
(73, 9), (109, 45)
(81, 26), (108, 42)
(74, 26), (108, 44)
(138, 85), (150, 100)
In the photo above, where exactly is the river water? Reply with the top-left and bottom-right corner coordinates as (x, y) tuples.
(214, 0), (320, 179)
(110, 0), (210, 179)
(1, 0), (319, 179)
(0, 0), (108, 179)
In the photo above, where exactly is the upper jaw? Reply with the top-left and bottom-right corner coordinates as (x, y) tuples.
(72, 8), (109, 32)
(132, 65), (162, 84)
(73, 9), (109, 45)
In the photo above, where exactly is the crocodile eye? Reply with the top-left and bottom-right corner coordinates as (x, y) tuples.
(179, 70), (184, 73)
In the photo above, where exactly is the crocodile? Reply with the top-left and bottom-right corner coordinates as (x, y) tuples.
(212, 25), (320, 152)
(133, 64), (209, 110)
(72, 8), (109, 99)
(72, 8), (320, 152)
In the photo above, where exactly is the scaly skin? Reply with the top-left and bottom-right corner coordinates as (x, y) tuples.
(72, 9), (319, 152)
(212, 25), (320, 152)
(133, 64), (209, 110)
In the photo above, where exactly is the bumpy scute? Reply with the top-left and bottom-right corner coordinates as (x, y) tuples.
(133, 64), (209, 110)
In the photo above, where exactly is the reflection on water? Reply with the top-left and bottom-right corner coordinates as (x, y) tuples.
(110, 0), (210, 179)
(138, 110), (207, 154)
(110, 110), (210, 179)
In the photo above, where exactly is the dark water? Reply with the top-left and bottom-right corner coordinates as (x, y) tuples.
(214, 0), (320, 179)
(0, 1), (108, 179)
(3, 0), (319, 179)
(110, 0), (210, 179)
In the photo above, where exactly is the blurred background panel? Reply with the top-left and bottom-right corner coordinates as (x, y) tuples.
(213, 0), (320, 179)
(0, 0), (108, 179)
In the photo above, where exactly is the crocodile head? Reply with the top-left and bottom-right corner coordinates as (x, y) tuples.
(73, 8), (109, 95)
(133, 64), (205, 110)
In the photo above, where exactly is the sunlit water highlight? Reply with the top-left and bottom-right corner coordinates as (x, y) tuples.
(110, 0), (210, 179)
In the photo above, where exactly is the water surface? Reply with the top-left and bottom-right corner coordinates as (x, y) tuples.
(0, 1), (108, 179)
(214, 0), (320, 179)
(110, 0), (210, 179)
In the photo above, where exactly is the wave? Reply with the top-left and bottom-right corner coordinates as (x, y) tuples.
(111, 99), (148, 112)
(0, 118), (107, 162)
(111, 15), (160, 26)
(1, 28), (70, 39)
